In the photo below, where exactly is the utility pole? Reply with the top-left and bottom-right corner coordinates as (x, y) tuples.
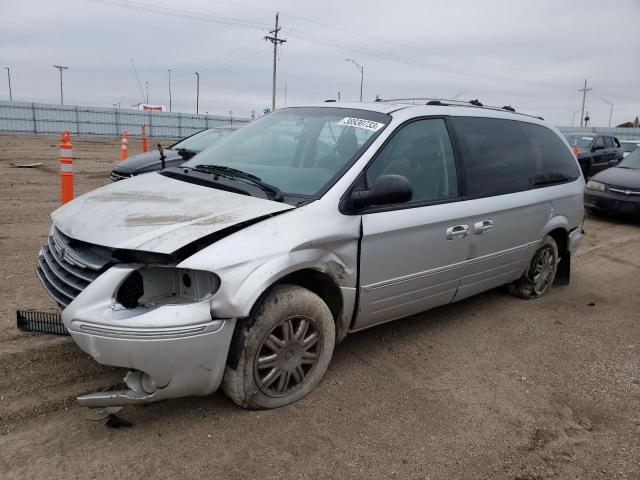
(167, 69), (172, 112)
(345, 58), (364, 101)
(600, 98), (613, 128)
(264, 13), (286, 112)
(578, 79), (592, 128)
(53, 65), (68, 105)
(195, 72), (200, 114)
(4, 67), (12, 101)
(145, 81), (149, 104)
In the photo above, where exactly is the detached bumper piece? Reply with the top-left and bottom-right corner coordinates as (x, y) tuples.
(17, 309), (69, 335)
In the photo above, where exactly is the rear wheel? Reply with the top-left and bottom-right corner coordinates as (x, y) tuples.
(509, 235), (559, 299)
(222, 284), (335, 409)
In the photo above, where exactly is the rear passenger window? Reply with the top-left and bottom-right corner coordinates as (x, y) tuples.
(604, 136), (613, 148)
(450, 117), (581, 198)
(593, 136), (605, 148)
(366, 119), (458, 204)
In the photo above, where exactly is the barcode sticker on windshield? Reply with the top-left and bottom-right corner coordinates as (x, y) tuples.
(337, 117), (386, 131)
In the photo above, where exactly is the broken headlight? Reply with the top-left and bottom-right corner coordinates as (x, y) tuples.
(116, 267), (220, 309)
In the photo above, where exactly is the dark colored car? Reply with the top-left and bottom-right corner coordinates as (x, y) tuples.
(564, 133), (624, 178)
(584, 148), (640, 215)
(110, 126), (239, 182)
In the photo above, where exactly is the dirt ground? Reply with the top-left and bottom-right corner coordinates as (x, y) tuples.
(0, 133), (638, 479)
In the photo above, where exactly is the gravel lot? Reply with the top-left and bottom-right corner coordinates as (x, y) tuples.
(0, 133), (638, 479)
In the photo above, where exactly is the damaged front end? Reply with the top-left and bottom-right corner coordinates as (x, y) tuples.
(35, 225), (237, 407)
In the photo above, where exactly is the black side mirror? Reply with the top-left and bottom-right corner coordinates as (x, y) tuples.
(351, 174), (412, 208)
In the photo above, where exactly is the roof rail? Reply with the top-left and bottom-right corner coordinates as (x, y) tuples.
(373, 97), (544, 120)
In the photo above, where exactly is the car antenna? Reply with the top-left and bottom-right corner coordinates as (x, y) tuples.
(158, 143), (166, 169)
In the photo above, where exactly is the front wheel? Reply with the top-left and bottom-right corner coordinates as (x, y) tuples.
(222, 284), (335, 409)
(509, 235), (559, 299)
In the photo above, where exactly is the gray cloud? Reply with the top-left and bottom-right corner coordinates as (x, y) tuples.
(1, 0), (638, 125)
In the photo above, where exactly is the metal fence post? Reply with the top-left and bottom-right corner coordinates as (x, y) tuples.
(32, 102), (37, 134)
(115, 106), (119, 136)
(205, 114), (209, 129)
(178, 113), (182, 138)
(74, 106), (80, 135)
(148, 110), (153, 138)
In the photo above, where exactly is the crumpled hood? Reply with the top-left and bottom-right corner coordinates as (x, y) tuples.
(52, 172), (294, 254)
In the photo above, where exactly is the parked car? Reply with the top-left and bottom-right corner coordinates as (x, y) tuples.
(564, 133), (624, 177)
(584, 147), (640, 215)
(110, 126), (239, 182)
(620, 139), (640, 158)
(36, 101), (584, 410)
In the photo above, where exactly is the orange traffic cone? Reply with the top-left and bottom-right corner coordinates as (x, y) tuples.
(120, 131), (129, 161)
(141, 123), (148, 153)
(60, 131), (73, 204)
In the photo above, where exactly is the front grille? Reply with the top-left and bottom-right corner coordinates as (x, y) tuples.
(36, 227), (113, 308)
(110, 170), (132, 182)
(17, 309), (69, 336)
(607, 184), (640, 196)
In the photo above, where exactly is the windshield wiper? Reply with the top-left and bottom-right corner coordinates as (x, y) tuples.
(194, 164), (283, 201)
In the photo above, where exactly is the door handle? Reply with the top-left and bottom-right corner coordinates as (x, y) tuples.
(473, 219), (494, 234)
(446, 225), (469, 240)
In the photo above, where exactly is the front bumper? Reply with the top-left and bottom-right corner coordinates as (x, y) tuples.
(584, 190), (640, 215)
(62, 265), (235, 407)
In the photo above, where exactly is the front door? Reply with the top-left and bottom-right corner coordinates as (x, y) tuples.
(354, 118), (469, 330)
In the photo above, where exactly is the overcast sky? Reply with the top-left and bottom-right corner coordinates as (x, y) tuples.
(1, 0), (638, 126)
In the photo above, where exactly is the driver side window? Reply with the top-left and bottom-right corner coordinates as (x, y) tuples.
(366, 119), (459, 203)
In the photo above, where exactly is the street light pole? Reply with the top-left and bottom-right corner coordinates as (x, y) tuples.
(600, 98), (613, 128)
(345, 59), (364, 101)
(53, 65), (68, 105)
(195, 72), (200, 114)
(167, 69), (172, 112)
(4, 67), (12, 101)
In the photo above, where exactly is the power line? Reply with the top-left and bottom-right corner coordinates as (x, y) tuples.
(87, 0), (270, 31)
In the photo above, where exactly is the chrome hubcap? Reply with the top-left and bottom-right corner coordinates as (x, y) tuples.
(254, 316), (321, 396)
(532, 247), (556, 294)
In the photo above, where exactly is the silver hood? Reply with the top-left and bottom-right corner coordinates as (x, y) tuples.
(51, 172), (294, 254)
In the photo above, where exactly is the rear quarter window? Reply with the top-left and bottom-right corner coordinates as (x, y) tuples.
(450, 117), (581, 198)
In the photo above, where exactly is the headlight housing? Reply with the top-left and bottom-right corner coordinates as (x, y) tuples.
(586, 180), (606, 192)
(116, 267), (220, 309)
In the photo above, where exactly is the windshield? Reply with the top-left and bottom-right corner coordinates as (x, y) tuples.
(172, 128), (236, 152)
(565, 135), (593, 148)
(618, 149), (640, 169)
(622, 142), (640, 153)
(182, 107), (390, 196)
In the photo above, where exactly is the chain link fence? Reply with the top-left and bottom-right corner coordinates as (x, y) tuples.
(0, 100), (251, 138)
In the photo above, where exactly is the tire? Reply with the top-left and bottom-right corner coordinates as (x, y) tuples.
(222, 284), (335, 409)
(509, 235), (559, 299)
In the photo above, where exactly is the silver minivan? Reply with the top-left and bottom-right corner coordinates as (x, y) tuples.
(36, 100), (584, 409)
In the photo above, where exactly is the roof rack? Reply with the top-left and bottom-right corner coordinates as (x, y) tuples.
(373, 97), (544, 120)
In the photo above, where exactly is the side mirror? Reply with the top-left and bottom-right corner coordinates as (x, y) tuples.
(608, 159), (619, 167)
(351, 174), (412, 208)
